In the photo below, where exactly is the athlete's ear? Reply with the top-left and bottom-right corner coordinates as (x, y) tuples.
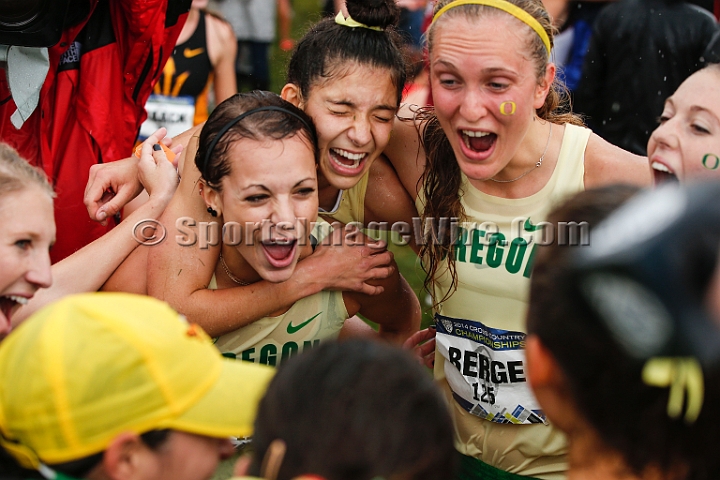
(525, 334), (557, 389)
(281, 83), (303, 109)
(102, 432), (151, 480)
(200, 181), (223, 218)
(533, 62), (555, 110)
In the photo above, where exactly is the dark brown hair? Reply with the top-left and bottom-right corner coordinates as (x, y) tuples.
(286, 0), (407, 106)
(196, 91), (318, 191)
(528, 185), (720, 480)
(249, 339), (456, 480)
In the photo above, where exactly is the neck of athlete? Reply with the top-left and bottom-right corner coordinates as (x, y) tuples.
(177, 8), (201, 45)
(317, 173), (341, 213)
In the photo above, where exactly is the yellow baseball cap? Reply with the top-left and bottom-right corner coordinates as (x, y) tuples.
(0, 293), (274, 468)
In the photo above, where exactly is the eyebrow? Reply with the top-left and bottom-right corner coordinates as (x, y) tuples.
(327, 99), (397, 113)
(294, 177), (316, 187)
(481, 67), (519, 78)
(432, 59), (518, 78)
(243, 178), (315, 192)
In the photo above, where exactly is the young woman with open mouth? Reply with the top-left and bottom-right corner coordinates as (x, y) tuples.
(91, 0), (420, 345)
(384, 0), (651, 478)
(184, 91), (418, 364)
(0, 130), (177, 339)
(648, 64), (720, 185)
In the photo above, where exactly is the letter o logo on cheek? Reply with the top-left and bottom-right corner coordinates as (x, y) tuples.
(500, 101), (516, 116)
(702, 153), (720, 170)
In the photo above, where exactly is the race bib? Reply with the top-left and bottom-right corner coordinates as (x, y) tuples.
(435, 313), (546, 425)
(140, 94), (195, 140)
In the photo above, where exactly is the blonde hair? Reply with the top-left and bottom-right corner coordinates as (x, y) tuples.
(0, 143), (54, 200)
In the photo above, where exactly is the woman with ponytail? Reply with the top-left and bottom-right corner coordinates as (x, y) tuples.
(383, 0), (652, 478)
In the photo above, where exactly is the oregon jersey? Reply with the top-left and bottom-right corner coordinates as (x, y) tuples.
(420, 124), (590, 479)
(211, 219), (349, 367)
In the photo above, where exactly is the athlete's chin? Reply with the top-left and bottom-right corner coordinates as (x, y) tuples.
(255, 261), (298, 284)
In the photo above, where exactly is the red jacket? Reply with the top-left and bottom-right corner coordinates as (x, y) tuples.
(0, 0), (191, 262)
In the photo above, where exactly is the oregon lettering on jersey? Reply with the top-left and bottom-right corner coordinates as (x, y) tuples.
(452, 225), (539, 279)
(222, 339), (321, 366)
(435, 313), (546, 425)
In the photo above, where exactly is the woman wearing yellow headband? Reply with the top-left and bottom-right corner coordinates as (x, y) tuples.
(385, 0), (651, 478)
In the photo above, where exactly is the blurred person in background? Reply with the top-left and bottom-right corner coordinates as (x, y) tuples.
(211, 0), (294, 92)
(528, 182), (720, 480)
(234, 339), (456, 480)
(0, 0), (191, 262)
(139, 0), (237, 140)
(542, 0), (607, 92)
(573, 0), (718, 156)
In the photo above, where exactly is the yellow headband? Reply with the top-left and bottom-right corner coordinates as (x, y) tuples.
(335, 11), (383, 32)
(432, 0), (551, 56)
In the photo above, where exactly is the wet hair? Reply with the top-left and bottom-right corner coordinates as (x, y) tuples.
(0, 143), (53, 200)
(196, 91), (318, 191)
(286, 0), (407, 106)
(527, 185), (720, 479)
(418, 0), (584, 306)
(249, 339), (456, 480)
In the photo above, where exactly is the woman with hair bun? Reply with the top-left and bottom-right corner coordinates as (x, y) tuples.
(188, 91), (418, 364)
(384, 0), (651, 478)
(124, 0), (422, 345)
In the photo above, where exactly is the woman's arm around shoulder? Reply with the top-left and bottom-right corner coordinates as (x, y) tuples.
(584, 132), (652, 189)
(342, 233), (421, 345)
(146, 139), (398, 337)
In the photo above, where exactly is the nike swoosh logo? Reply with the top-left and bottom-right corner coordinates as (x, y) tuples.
(524, 218), (539, 232)
(184, 47), (205, 58)
(287, 312), (322, 334)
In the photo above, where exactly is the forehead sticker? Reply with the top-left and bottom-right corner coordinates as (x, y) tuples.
(500, 101), (516, 116)
(702, 154), (719, 170)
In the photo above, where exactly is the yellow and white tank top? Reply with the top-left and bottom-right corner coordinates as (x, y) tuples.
(211, 284), (348, 367)
(319, 169), (370, 225)
(211, 219), (350, 367)
(418, 124), (590, 479)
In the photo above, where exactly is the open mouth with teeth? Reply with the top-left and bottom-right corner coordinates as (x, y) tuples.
(461, 130), (497, 155)
(651, 161), (678, 184)
(261, 239), (298, 268)
(0, 295), (28, 325)
(328, 148), (368, 175)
